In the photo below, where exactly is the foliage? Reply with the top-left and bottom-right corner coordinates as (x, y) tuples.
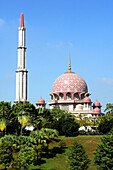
(94, 132), (113, 169)
(0, 140), (13, 169)
(30, 128), (58, 148)
(0, 135), (19, 152)
(79, 130), (88, 135)
(98, 114), (113, 134)
(76, 114), (102, 127)
(0, 118), (5, 132)
(75, 114), (92, 127)
(33, 108), (53, 130)
(96, 103), (113, 134)
(67, 140), (90, 170)
(12, 102), (36, 135)
(0, 135), (35, 152)
(12, 102), (36, 115)
(12, 147), (35, 170)
(0, 101), (12, 135)
(104, 103), (113, 114)
(46, 108), (79, 137)
(58, 140), (66, 148)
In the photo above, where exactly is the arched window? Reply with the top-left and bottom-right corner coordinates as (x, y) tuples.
(54, 94), (58, 100)
(51, 95), (53, 100)
(73, 93), (79, 100)
(59, 93), (64, 100)
(80, 93), (85, 100)
(66, 92), (71, 100)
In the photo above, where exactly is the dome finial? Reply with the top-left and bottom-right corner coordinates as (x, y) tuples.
(68, 52), (71, 72)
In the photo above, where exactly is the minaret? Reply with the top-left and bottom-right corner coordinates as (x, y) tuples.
(14, 13), (28, 104)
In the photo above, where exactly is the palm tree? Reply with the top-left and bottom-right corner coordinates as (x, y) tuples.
(30, 128), (58, 161)
(40, 128), (58, 152)
(18, 111), (29, 135)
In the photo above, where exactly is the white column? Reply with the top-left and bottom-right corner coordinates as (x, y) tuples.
(19, 72), (22, 100)
(25, 50), (26, 69)
(21, 48), (24, 69)
(24, 72), (26, 100)
(19, 29), (22, 46)
(26, 72), (27, 100)
(23, 30), (25, 46)
(16, 71), (18, 100)
(18, 72), (20, 101)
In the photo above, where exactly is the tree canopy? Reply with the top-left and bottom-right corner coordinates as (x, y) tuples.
(94, 131), (113, 169)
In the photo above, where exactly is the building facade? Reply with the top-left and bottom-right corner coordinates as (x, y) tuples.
(48, 55), (103, 117)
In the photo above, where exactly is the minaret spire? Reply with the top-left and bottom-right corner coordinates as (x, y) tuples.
(20, 13), (24, 27)
(14, 13), (28, 104)
(68, 52), (71, 72)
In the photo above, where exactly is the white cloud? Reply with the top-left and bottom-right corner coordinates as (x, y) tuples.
(96, 78), (113, 85)
(0, 18), (5, 26)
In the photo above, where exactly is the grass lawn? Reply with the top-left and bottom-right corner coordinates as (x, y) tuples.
(29, 135), (102, 170)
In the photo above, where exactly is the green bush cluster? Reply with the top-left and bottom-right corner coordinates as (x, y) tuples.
(94, 131), (113, 169)
(79, 130), (101, 135)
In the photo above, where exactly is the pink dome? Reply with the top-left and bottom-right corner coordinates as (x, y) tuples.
(93, 108), (100, 113)
(94, 100), (100, 106)
(83, 97), (91, 102)
(52, 72), (88, 93)
(37, 98), (45, 104)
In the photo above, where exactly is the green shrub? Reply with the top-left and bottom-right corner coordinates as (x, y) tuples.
(0, 140), (13, 169)
(94, 132), (113, 169)
(58, 140), (66, 148)
(12, 147), (36, 170)
(67, 141), (90, 170)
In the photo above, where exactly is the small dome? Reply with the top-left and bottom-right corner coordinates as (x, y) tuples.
(37, 98), (45, 104)
(83, 97), (91, 102)
(94, 100), (100, 106)
(93, 108), (100, 113)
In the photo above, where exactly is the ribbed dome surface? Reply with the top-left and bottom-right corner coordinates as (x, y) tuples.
(52, 72), (88, 93)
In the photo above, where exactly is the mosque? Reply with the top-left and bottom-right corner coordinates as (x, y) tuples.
(14, 13), (104, 118)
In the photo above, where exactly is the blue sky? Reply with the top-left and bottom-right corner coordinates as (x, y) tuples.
(0, 0), (113, 112)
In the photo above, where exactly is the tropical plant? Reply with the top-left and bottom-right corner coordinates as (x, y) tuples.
(0, 101), (12, 135)
(104, 103), (113, 114)
(18, 111), (30, 135)
(12, 102), (36, 135)
(30, 128), (58, 160)
(0, 118), (5, 133)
